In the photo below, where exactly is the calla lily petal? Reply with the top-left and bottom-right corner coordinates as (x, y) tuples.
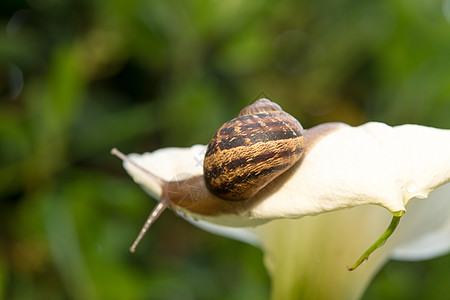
(183, 218), (260, 247)
(390, 182), (450, 261)
(249, 183), (450, 298)
(393, 124), (450, 201)
(121, 122), (450, 226)
(252, 205), (395, 299)
(124, 145), (262, 244)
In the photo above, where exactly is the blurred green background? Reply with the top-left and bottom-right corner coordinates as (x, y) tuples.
(0, 0), (449, 299)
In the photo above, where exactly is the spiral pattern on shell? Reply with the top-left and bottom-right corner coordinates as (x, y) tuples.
(203, 98), (305, 201)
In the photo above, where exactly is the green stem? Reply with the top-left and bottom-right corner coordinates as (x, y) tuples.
(348, 215), (402, 271)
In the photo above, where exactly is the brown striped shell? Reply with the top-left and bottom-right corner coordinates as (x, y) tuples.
(203, 98), (305, 201)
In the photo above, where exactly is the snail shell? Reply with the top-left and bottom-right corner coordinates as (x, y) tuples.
(203, 98), (305, 201)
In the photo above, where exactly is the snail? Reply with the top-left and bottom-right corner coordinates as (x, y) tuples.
(112, 98), (305, 252)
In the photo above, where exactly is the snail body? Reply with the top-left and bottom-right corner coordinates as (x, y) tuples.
(112, 98), (305, 252)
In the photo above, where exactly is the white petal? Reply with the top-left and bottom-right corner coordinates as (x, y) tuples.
(184, 218), (260, 247)
(250, 122), (407, 219)
(123, 145), (204, 199)
(126, 144), (205, 180)
(122, 145), (260, 243)
(393, 125), (450, 200)
(390, 183), (450, 260)
(251, 204), (395, 299)
(249, 123), (450, 221)
(121, 122), (450, 226)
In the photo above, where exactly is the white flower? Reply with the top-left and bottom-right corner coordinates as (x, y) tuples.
(113, 122), (450, 299)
